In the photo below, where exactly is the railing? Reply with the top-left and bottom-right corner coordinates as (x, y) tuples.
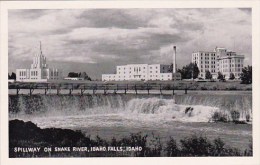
(8, 82), (190, 96)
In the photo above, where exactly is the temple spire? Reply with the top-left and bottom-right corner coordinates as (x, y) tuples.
(40, 41), (42, 55)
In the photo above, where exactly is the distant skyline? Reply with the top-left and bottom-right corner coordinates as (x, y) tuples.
(8, 8), (252, 79)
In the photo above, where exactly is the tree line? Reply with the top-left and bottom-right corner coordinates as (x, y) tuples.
(173, 63), (252, 84)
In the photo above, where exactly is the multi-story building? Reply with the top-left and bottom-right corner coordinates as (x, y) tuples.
(102, 64), (172, 81)
(16, 43), (62, 82)
(192, 47), (245, 79)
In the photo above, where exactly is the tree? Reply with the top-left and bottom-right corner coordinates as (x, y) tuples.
(240, 65), (252, 84)
(192, 62), (200, 79)
(229, 73), (235, 80)
(205, 70), (212, 80)
(9, 72), (16, 80)
(68, 72), (79, 78)
(177, 62), (200, 79)
(80, 72), (91, 81)
(217, 72), (225, 82)
(67, 72), (92, 81)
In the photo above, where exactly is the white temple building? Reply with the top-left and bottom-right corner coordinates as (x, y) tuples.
(16, 43), (62, 82)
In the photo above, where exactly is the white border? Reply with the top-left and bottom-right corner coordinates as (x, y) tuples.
(1, 1), (260, 165)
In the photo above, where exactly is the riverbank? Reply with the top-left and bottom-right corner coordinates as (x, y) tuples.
(9, 119), (252, 157)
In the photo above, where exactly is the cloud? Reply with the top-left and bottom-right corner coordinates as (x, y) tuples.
(8, 8), (252, 79)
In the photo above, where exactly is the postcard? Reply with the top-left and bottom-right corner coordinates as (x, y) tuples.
(1, 1), (260, 165)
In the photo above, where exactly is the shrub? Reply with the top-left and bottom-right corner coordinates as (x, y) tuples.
(229, 73), (235, 80)
(179, 135), (212, 156)
(228, 86), (237, 90)
(212, 138), (225, 156)
(205, 70), (212, 80)
(165, 137), (179, 156)
(201, 86), (208, 90)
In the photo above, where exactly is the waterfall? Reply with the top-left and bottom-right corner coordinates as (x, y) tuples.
(9, 93), (252, 122)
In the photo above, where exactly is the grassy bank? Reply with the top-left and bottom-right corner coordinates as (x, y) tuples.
(9, 119), (252, 157)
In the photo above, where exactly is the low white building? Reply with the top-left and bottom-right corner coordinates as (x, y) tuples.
(102, 64), (172, 81)
(16, 43), (62, 82)
(102, 45), (182, 81)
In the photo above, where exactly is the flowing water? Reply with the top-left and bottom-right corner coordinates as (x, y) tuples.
(9, 92), (252, 150)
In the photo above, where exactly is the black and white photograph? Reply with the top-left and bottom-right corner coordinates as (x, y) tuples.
(1, 1), (260, 164)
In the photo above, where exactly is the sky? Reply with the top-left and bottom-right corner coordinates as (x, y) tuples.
(8, 8), (252, 80)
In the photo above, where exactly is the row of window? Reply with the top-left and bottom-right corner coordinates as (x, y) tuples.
(221, 68), (241, 72)
(200, 69), (216, 73)
(220, 59), (243, 63)
(104, 78), (171, 81)
(219, 64), (243, 68)
(31, 71), (38, 76)
(201, 65), (216, 69)
(19, 77), (38, 80)
(118, 70), (164, 74)
(193, 53), (216, 56)
(107, 74), (171, 79)
(118, 66), (159, 70)
(50, 72), (59, 76)
(19, 71), (27, 77)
